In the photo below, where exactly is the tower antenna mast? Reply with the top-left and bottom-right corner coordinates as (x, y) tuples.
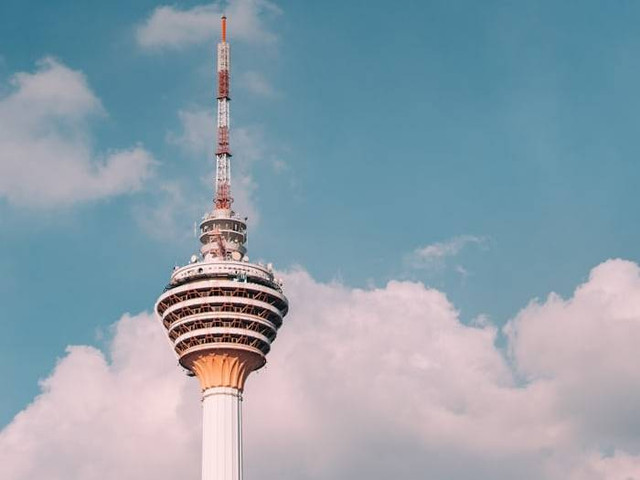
(215, 15), (232, 210)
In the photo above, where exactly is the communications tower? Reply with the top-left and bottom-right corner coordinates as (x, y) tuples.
(155, 16), (289, 480)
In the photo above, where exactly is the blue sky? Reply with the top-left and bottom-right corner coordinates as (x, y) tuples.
(2, 1), (640, 477)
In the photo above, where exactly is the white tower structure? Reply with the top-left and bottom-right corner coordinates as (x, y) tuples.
(155, 16), (289, 480)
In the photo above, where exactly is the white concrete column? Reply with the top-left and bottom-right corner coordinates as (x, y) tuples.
(202, 386), (243, 480)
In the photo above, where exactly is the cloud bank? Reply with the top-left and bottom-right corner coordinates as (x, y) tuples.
(0, 58), (153, 208)
(136, 0), (281, 50)
(2, 259), (640, 479)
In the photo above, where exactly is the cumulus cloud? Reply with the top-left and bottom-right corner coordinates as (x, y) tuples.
(3, 260), (640, 479)
(136, 0), (281, 50)
(0, 313), (200, 480)
(506, 259), (640, 450)
(0, 58), (153, 208)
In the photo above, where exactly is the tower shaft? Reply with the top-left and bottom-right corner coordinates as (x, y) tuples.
(215, 15), (232, 210)
(202, 387), (243, 480)
(192, 350), (259, 480)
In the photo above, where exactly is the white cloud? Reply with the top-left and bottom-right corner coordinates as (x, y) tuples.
(506, 259), (640, 450)
(3, 260), (640, 478)
(136, 0), (281, 50)
(408, 234), (487, 272)
(240, 70), (277, 97)
(415, 235), (486, 262)
(0, 313), (200, 480)
(169, 109), (214, 156)
(568, 452), (640, 480)
(0, 58), (154, 208)
(133, 181), (203, 243)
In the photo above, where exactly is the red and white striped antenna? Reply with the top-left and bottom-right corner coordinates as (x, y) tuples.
(215, 15), (232, 210)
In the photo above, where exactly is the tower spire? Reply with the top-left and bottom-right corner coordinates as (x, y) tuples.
(215, 15), (232, 210)
(199, 15), (247, 261)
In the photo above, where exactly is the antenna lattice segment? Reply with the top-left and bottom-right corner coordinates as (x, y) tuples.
(215, 19), (232, 209)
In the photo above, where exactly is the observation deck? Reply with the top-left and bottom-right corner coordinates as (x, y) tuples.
(155, 258), (289, 380)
